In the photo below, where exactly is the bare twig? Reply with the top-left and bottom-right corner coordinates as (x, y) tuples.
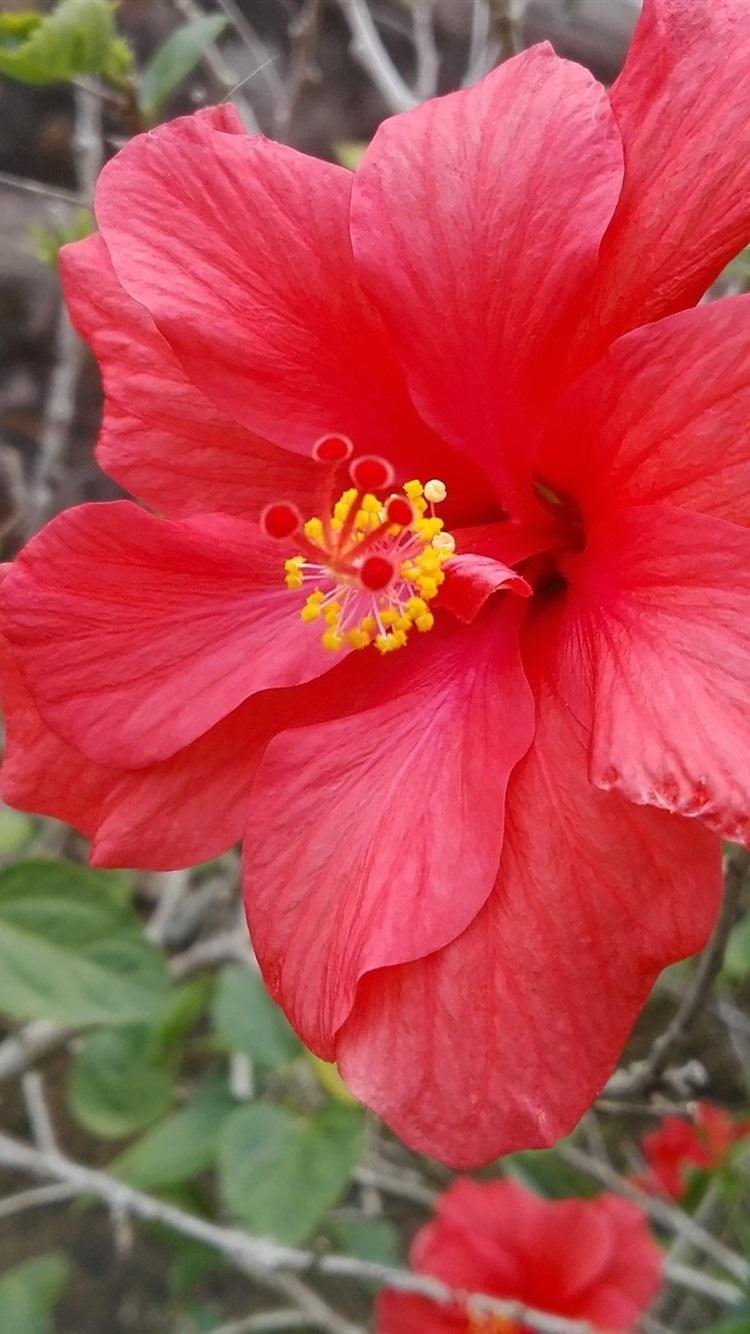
(210, 1314), (318, 1334)
(214, 0), (287, 108)
(411, 0), (440, 100)
(282, 0), (324, 136)
(0, 170), (85, 209)
(664, 1259), (745, 1308)
(21, 1070), (58, 1153)
(354, 1164), (437, 1208)
(560, 1144), (750, 1287)
(0, 1182), (76, 1220)
(0, 1019), (72, 1083)
(24, 85), (102, 537)
(336, 0), (417, 113)
(0, 1129), (613, 1334)
(609, 857), (745, 1098)
(172, 0), (262, 131)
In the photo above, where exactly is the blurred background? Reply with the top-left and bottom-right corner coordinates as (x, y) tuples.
(0, 2), (749, 1331)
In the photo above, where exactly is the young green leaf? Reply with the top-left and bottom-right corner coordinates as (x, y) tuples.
(68, 1024), (174, 1138)
(0, 859), (170, 1025)
(212, 963), (301, 1071)
(138, 15), (227, 123)
(0, 0), (133, 87)
(112, 1079), (235, 1189)
(218, 1103), (363, 1244)
(0, 1255), (69, 1334)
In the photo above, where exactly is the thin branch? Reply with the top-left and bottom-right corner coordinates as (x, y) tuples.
(172, 0), (262, 131)
(411, 0), (440, 100)
(214, 0), (287, 108)
(560, 1144), (750, 1288)
(354, 1164), (437, 1208)
(664, 1259), (745, 1308)
(610, 856), (745, 1097)
(24, 85), (102, 537)
(0, 170), (85, 209)
(0, 1019), (72, 1083)
(21, 1071), (58, 1153)
(210, 1314), (317, 1334)
(336, 0), (417, 113)
(0, 1182), (76, 1221)
(0, 1129), (611, 1334)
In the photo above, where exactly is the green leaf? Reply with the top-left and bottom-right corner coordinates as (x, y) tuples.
(112, 1080), (235, 1190)
(212, 964), (300, 1071)
(693, 1315), (750, 1334)
(333, 141), (367, 171)
(0, 1255), (69, 1334)
(0, 807), (34, 855)
(218, 1103), (363, 1243)
(0, 0), (133, 86)
(138, 15), (227, 122)
(68, 1024), (174, 1138)
(28, 208), (94, 268)
(0, 859), (170, 1026)
(724, 914), (750, 982)
(503, 1147), (599, 1199)
(330, 1217), (399, 1265)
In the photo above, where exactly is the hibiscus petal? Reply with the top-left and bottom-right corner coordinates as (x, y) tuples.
(243, 602), (534, 1058)
(589, 0), (750, 345)
(376, 1294), (463, 1334)
(61, 234), (318, 521)
(0, 575), (115, 841)
(349, 44), (623, 506)
(0, 567), (315, 869)
(93, 112), (433, 469)
(569, 503), (750, 843)
(91, 695), (284, 869)
(3, 502), (337, 768)
(438, 553), (530, 623)
(336, 629), (720, 1167)
(542, 297), (750, 527)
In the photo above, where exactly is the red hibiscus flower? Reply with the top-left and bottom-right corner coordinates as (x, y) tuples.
(637, 1101), (750, 1200)
(377, 1178), (663, 1332)
(2, 0), (750, 1166)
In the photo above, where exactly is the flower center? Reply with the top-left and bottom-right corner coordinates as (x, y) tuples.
(262, 444), (455, 655)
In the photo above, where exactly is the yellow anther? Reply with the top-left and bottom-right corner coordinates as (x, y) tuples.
(361, 493), (381, 514)
(380, 608), (399, 626)
(362, 616), (376, 634)
(347, 627), (371, 649)
(423, 478), (447, 504)
(415, 612), (434, 632)
(405, 596), (428, 618)
(301, 602), (322, 622)
(322, 629), (344, 651)
(418, 578), (439, 599)
(324, 602), (342, 627)
(284, 556), (304, 590)
(403, 479), (423, 500)
(304, 516), (324, 543)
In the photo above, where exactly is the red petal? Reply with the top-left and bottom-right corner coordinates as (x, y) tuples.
(4, 503), (337, 768)
(541, 297), (750, 528)
(93, 113), (438, 473)
(61, 234), (318, 521)
(588, 0), (750, 346)
(0, 575), (308, 869)
(336, 626), (721, 1167)
(349, 45), (623, 509)
(376, 1294), (462, 1334)
(570, 504), (750, 843)
(438, 553), (530, 623)
(243, 603), (534, 1058)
